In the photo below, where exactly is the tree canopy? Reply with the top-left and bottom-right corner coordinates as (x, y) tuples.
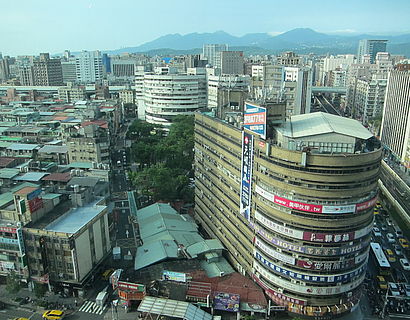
(129, 116), (194, 202)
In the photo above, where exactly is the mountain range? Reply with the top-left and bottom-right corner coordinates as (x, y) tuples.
(104, 28), (410, 57)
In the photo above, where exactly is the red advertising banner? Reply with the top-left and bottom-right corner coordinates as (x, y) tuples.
(302, 231), (355, 243)
(273, 196), (322, 213)
(28, 197), (43, 213)
(355, 197), (378, 211)
(256, 185), (377, 214)
(0, 227), (17, 233)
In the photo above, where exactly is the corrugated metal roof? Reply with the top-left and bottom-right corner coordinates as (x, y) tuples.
(14, 172), (49, 182)
(277, 112), (372, 140)
(38, 145), (68, 154)
(186, 239), (225, 258)
(0, 168), (20, 179)
(135, 240), (179, 270)
(137, 296), (212, 320)
(7, 143), (40, 151)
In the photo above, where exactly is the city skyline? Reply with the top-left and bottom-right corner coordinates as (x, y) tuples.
(2, 0), (410, 56)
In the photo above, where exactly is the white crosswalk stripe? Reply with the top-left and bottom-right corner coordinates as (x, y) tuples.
(78, 300), (107, 315)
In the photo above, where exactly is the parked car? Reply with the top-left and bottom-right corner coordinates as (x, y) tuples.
(381, 224), (388, 231)
(386, 233), (395, 243)
(399, 258), (410, 271)
(387, 218), (393, 226)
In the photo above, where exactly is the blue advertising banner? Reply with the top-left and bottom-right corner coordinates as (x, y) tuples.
(240, 131), (254, 221)
(243, 103), (267, 139)
(213, 292), (240, 312)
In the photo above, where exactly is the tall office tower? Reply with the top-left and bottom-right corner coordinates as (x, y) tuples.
(143, 68), (207, 127)
(207, 74), (250, 119)
(109, 56), (137, 82)
(357, 40), (388, 64)
(75, 51), (103, 83)
(194, 107), (381, 318)
(102, 53), (111, 74)
(18, 65), (34, 86)
(61, 60), (77, 84)
(220, 51), (244, 75)
(202, 44), (228, 68)
(380, 70), (410, 166)
(32, 53), (63, 86)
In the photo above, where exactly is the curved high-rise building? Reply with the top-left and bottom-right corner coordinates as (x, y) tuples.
(194, 106), (381, 318)
(143, 72), (206, 127)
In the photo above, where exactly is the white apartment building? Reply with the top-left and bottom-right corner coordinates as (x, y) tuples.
(143, 69), (207, 127)
(75, 51), (103, 84)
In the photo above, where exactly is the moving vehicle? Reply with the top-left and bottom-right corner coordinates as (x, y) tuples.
(405, 284), (410, 297)
(384, 249), (396, 262)
(393, 225), (403, 238)
(96, 290), (108, 308)
(399, 238), (409, 249)
(399, 258), (410, 271)
(373, 227), (381, 237)
(389, 283), (401, 296)
(376, 275), (388, 290)
(370, 243), (391, 276)
(394, 244), (402, 256)
(42, 310), (64, 319)
(386, 233), (395, 243)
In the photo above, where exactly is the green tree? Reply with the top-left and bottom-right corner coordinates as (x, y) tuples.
(6, 271), (21, 294)
(33, 282), (47, 298)
(129, 115), (195, 202)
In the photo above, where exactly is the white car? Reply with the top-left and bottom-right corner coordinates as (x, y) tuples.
(373, 227), (382, 237)
(400, 258), (410, 271)
(389, 282), (401, 296)
(394, 245), (402, 256)
(386, 233), (395, 243)
(405, 284), (410, 297)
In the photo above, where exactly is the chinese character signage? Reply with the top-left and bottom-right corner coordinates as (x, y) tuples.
(28, 197), (43, 213)
(213, 292), (240, 312)
(244, 103), (267, 139)
(240, 131), (254, 221)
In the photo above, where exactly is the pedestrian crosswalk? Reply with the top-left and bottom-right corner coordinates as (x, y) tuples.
(78, 300), (107, 315)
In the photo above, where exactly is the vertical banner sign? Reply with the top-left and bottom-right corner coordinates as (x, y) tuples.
(240, 131), (254, 221)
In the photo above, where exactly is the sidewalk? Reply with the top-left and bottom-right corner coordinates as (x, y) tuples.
(0, 284), (83, 314)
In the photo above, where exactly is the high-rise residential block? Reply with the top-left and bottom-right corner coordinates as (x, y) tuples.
(194, 108), (381, 318)
(143, 68), (207, 127)
(202, 44), (228, 68)
(75, 51), (103, 84)
(380, 70), (410, 166)
(357, 40), (388, 64)
(220, 51), (244, 75)
(32, 53), (63, 86)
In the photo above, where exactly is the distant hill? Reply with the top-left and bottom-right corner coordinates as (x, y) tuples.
(102, 28), (410, 57)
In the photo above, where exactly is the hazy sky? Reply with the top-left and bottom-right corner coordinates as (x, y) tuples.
(2, 0), (409, 56)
